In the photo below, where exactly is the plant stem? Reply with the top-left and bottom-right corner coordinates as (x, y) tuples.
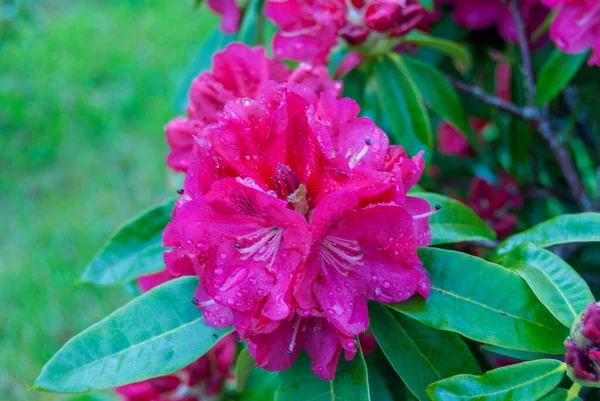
(567, 382), (582, 401)
(508, 0), (593, 211)
(446, 76), (538, 121)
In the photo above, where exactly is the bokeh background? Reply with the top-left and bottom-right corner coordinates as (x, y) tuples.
(0, 1), (218, 399)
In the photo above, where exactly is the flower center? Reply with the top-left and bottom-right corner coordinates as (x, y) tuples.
(235, 227), (283, 271)
(320, 235), (364, 276)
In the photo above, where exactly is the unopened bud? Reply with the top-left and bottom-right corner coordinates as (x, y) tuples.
(365, 0), (404, 32)
(565, 302), (600, 387)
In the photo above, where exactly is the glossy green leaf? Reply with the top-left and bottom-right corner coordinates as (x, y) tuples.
(495, 213), (600, 255)
(236, 347), (255, 392)
(403, 56), (473, 140)
(81, 199), (175, 286)
(498, 243), (594, 327)
(481, 345), (548, 362)
(414, 192), (496, 245)
(33, 277), (233, 393)
(404, 30), (472, 71)
(536, 49), (589, 107)
(370, 303), (480, 401)
(427, 359), (566, 401)
(390, 248), (568, 353)
(366, 360), (394, 401)
(66, 395), (116, 401)
(539, 388), (569, 401)
(275, 350), (370, 401)
(374, 54), (432, 154)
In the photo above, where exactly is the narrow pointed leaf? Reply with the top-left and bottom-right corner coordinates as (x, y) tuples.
(495, 213), (600, 255)
(33, 277), (233, 393)
(536, 49), (589, 107)
(370, 303), (480, 401)
(239, 0), (263, 46)
(498, 243), (594, 327)
(374, 54), (432, 154)
(427, 359), (566, 401)
(81, 199), (175, 286)
(414, 192), (496, 245)
(403, 30), (472, 70)
(275, 350), (370, 401)
(390, 248), (568, 353)
(236, 347), (255, 392)
(403, 56), (474, 142)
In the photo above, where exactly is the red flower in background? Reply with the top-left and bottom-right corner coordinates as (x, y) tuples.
(165, 43), (341, 172)
(163, 76), (432, 379)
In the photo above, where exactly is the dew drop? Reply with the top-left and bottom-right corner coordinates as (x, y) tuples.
(383, 281), (391, 289)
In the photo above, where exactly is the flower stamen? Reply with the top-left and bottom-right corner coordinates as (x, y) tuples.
(413, 204), (441, 220)
(320, 236), (364, 276)
(347, 137), (372, 169)
(235, 227), (283, 271)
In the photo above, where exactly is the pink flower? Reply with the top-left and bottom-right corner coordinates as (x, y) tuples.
(163, 82), (432, 379)
(206, 0), (241, 34)
(542, 0), (600, 66)
(437, 117), (488, 158)
(265, 0), (429, 63)
(165, 43), (341, 172)
(439, 0), (549, 44)
(466, 176), (523, 239)
(116, 334), (237, 401)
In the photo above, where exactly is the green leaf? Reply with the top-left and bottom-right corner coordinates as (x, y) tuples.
(374, 54), (432, 155)
(404, 30), (472, 71)
(390, 248), (568, 353)
(370, 303), (480, 401)
(65, 395), (116, 401)
(481, 345), (548, 361)
(403, 56), (473, 140)
(536, 49), (589, 107)
(495, 213), (600, 255)
(415, 0), (434, 11)
(239, 0), (263, 46)
(539, 388), (569, 401)
(427, 359), (566, 401)
(33, 277), (233, 393)
(81, 199), (175, 286)
(414, 192), (496, 245)
(236, 347), (255, 392)
(498, 243), (594, 328)
(275, 350), (371, 401)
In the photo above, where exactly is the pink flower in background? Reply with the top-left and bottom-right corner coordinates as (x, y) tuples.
(116, 272), (237, 401)
(565, 302), (600, 383)
(165, 43), (341, 172)
(438, 0), (549, 44)
(206, 0), (241, 34)
(466, 176), (523, 239)
(163, 81), (432, 379)
(542, 0), (600, 66)
(265, 0), (429, 63)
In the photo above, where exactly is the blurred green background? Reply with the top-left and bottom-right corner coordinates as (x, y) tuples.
(0, 1), (217, 399)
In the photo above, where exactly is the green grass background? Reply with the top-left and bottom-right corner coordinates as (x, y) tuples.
(0, 1), (217, 399)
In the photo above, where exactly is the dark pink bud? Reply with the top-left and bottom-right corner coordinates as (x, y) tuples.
(340, 23), (370, 45)
(365, 0), (404, 32)
(390, 3), (427, 37)
(565, 302), (600, 387)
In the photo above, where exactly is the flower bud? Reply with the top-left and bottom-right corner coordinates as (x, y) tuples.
(565, 302), (600, 387)
(364, 0), (404, 32)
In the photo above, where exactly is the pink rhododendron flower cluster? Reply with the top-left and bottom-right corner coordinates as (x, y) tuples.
(437, 0), (548, 44)
(116, 271), (237, 401)
(265, 0), (430, 63)
(542, 0), (600, 66)
(565, 302), (600, 383)
(163, 44), (432, 380)
(165, 44), (341, 172)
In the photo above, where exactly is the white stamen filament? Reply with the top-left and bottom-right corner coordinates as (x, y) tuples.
(197, 299), (215, 308)
(348, 140), (371, 169)
(413, 205), (441, 220)
(320, 236), (364, 276)
(576, 2), (600, 26)
(236, 227), (283, 271)
(287, 316), (302, 355)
